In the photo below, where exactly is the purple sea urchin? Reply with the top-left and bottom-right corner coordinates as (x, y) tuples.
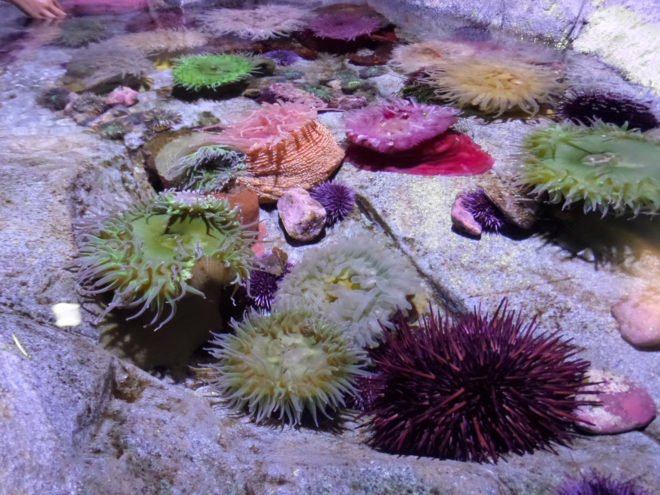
(307, 11), (381, 42)
(310, 181), (355, 225)
(201, 309), (366, 425)
(521, 123), (660, 216)
(273, 233), (422, 349)
(344, 98), (459, 153)
(77, 191), (254, 329)
(362, 301), (593, 463)
(247, 269), (282, 310)
(557, 472), (650, 495)
(460, 188), (507, 233)
(558, 90), (658, 131)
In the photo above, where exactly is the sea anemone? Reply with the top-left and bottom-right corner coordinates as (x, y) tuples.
(307, 11), (381, 42)
(346, 131), (494, 176)
(200, 308), (366, 425)
(216, 102), (344, 202)
(77, 191), (254, 329)
(143, 107), (182, 133)
(521, 122), (660, 216)
(262, 49), (301, 66)
(52, 18), (109, 48)
(361, 301), (593, 462)
(171, 53), (258, 96)
(389, 40), (479, 74)
(460, 188), (507, 232)
(309, 181), (355, 225)
(557, 90), (658, 131)
(344, 98), (459, 153)
(557, 472), (650, 495)
(168, 144), (249, 193)
(424, 56), (564, 116)
(110, 29), (209, 57)
(196, 5), (309, 41)
(273, 233), (422, 348)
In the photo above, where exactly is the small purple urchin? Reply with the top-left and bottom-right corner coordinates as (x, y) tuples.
(310, 181), (356, 225)
(247, 269), (280, 310)
(558, 90), (658, 131)
(307, 11), (381, 41)
(362, 300), (594, 463)
(461, 188), (507, 233)
(557, 472), (650, 495)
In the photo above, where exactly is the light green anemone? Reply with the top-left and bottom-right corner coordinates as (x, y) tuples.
(171, 54), (258, 91)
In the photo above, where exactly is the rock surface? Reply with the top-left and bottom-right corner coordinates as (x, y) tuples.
(612, 291), (660, 350)
(277, 187), (327, 242)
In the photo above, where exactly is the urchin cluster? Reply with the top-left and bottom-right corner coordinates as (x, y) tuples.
(201, 308), (366, 425)
(310, 181), (356, 225)
(557, 90), (658, 131)
(273, 233), (422, 349)
(557, 472), (650, 495)
(521, 122), (660, 216)
(196, 5), (309, 40)
(172, 54), (258, 92)
(307, 11), (381, 41)
(77, 191), (254, 328)
(344, 98), (458, 153)
(361, 301), (593, 462)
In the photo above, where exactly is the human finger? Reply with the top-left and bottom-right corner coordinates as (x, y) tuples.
(49, 0), (66, 17)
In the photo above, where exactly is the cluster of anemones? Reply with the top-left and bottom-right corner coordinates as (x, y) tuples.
(344, 97), (494, 175)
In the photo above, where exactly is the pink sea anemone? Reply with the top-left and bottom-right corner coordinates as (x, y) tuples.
(344, 98), (459, 153)
(346, 131), (494, 176)
(307, 11), (381, 41)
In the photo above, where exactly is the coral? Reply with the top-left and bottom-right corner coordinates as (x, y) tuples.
(389, 40), (479, 74)
(347, 131), (494, 176)
(216, 102), (344, 202)
(521, 123), (660, 215)
(307, 11), (381, 41)
(557, 472), (650, 495)
(200, 309), (365, 425)
(557, 90), (658, 131)
(196, 5), (308, 40)
(362, 301), (593, 462)
(460, 188), (507, 232)
(52, 18), (109, 47)
(169, 144), (249, 193)
(171, 54), (258, 92)
(77, 191), (254, 329)
(273, 234), (422, 348)
(309, 181), (355, 225)
(424, 56), (564, 116)
(344, 98), (459, 153)
(110, 29), (209, 56)
(262, 49), (301, 66)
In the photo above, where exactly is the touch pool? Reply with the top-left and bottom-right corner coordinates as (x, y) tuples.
(0, 0), (659, 494)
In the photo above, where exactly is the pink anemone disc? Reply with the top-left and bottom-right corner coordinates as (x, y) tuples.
(307, 11), (381, 41)
(346, 131), (494, 176)
(344, 98), (459, 153)
(216, 102), (318, 153)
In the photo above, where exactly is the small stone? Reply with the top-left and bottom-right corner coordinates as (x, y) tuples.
(575, 369), (657, 434)
(451, 194), (482, 239)
(277, 188), (327, 242)
(481, 177), (539, 230)
(612, 291), (660, 350)
(105, 86), (139, 107)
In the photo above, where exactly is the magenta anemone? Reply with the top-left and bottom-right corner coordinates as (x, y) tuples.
(307, 11), (381, 42)
(460, 188), (507, 233)
(310, 181), (356, 225)
(557, 472), (650, 495)
(361, 301), (594, 463)
(344, 98), (459, 153)
(558, 90), (658, 131)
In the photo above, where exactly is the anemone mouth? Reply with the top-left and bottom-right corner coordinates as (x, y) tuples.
(521, 123), (660, 216)
(424, 56), (564, 117)
(172, 54), (258, 91)
(201, 309), (366, 425)
(77, 192), (254, 329)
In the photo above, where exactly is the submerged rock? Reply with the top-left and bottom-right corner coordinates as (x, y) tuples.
(612, 291), (660, 350)
(277, 187), (327, 242)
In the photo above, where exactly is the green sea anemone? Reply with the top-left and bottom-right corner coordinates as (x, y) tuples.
(273, 234), (423, 349)
(171, 54), (258, 92)
(77, 191), (254, 329)
(169, 144), (249, 193)
(201, 308), (365, 425)
(521, 123), (660, 216)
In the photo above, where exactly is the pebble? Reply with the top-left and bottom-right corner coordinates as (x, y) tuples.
(105, 86), (139, 107)
(451, 193), (482, 238)
(277, 188), (326, 242)
(612, 291), (660, 350)
(574, 369), (657, 434)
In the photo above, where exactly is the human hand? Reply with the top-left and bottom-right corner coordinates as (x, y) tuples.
(10, 0), (66, 19)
